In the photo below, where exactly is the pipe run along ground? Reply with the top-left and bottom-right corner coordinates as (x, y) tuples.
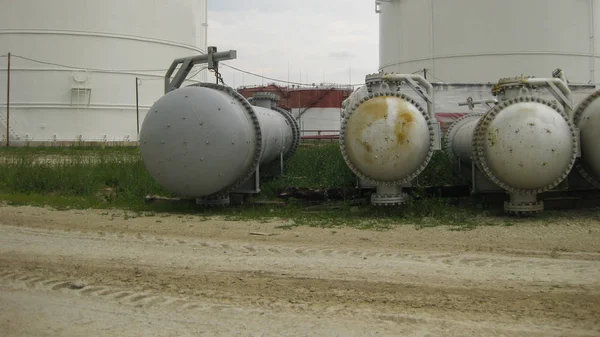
(140, 84), (299, 199)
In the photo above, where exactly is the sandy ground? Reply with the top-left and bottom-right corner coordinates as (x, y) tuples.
(0, 205), (599, 336)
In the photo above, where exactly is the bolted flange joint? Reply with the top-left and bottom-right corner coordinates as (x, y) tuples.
(339, 91), (435, 187)
(192, 83), (263, 195)
(471, 96), (576, 195)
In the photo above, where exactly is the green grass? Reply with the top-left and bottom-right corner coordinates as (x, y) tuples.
(0, 145), (139, 155)
(259, 144), (465, 197)
(0, 150), (169, 209)
(259, 143), (357, 196)
(0, 193), (481, 231)
(417, 151), (466, 187)
(1, 144), (589, 230)
(0, 143), (460, 201)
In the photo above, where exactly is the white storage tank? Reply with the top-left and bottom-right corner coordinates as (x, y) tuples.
(377, 0), (598, 125)
(0, 0), (207, 144)
(378, 0), (600, 84)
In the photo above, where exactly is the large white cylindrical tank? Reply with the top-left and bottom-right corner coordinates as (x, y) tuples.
(0, 0), (207, 143)
(379, 0), (600, 85)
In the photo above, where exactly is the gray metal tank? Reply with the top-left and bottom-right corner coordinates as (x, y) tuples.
(445, 74), (578, 214)
(140, 84), (299, 205)
(340, 73), (441, 205)
(574, 90), (600, 189)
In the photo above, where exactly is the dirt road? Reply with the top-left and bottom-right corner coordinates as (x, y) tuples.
(0, 205), (599, 336)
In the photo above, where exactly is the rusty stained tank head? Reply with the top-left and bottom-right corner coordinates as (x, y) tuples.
(341, 93), (433, 184)
(474, 97), (577, 193)
(574, 90), (600, 188)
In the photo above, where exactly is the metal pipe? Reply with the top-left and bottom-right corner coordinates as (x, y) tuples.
(591, 0), (596, 84)
(522, 77), (573, 117)
(302, 135), (339, 140)
(135, 77), (140, 139)
(6, 52), (10, 147)
(458, 98), (497, 107)
(164, 49), (237, 93)
(381, 73), (435, 118)
(430, 0), (435, 78)
(253, 105), (295, 164)
(450, 118), (479, 163)
(552, 68), (568, 83)
(203, 2), (208, 57)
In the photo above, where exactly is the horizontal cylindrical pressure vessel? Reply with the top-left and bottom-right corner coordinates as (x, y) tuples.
(574, 90), (600, 188)
(446, 97), (577, 194)
(340, 74), (435, 186)
(140, 84), (299, 198)
(449, 114), (482, 163)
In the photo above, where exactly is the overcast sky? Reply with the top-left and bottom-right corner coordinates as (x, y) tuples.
(207, 0), (378, 88)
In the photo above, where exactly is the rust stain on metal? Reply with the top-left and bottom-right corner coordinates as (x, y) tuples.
(345, 96), (418, 167)
(360, 97), (389, 120)
(394, 111), (414, 145)
(351, 97), (391, 164)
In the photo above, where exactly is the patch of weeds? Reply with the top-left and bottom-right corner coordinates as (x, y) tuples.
(0, 150), (170, 208)
(356, 219), (393, 231)
(416, 152), (467, 187)
(4, 147), (599, 231)
(406, 198), (478, 230)
(275, 223), (295, 230)
(449, 222), (477, 231)
(260, 143), (356, 198)
(0, 193), (100, 210)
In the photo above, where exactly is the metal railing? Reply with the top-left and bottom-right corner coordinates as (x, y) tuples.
(300, 129), (340, 141)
